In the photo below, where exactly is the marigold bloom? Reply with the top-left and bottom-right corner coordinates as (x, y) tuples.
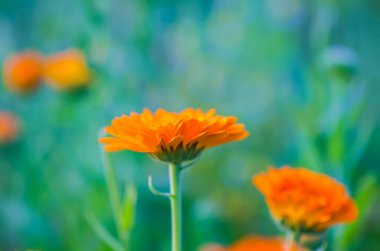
(99, 108), (249, 163)
(0, 111), (20, 144)
(2, 51), (43, 93)
(229, 235), (303, 251)
(253, 166), (358, 233)
(198, 243), (227, 251)
(43, 49), (91, 90)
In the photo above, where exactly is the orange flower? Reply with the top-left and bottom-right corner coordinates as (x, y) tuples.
(43, 49), (91, 90)
(2, 51), (43, 93)
(228, 235), (303, 251)
(0, 111), (20, 144)
(253, 166), (358, 233)
(198, 243), (227, 251)
(99, 108), (249, 163)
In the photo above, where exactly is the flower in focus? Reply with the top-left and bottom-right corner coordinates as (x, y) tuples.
(0, 111), (20, 144)
(2, 51), (43, 93)
(253, 166), (358, 234)
(99, 108), (249, 163)
(229, 235), (303, 251)
(43, 49), (91, 90)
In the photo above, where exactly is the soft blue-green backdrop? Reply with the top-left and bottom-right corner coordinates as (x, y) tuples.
(0, 0), (379, 250)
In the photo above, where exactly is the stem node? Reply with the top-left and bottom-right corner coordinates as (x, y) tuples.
(148, 174), (171, 197)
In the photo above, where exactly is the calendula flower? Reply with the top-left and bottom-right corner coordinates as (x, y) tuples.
(198, 236), (303, 251)
(253, 166), (358, 234)
(99, 108), (249, 164)
(2, 51), (43, 93)
(229, 235), (303, 251)
(43, 49), (91, 90)
(0, 111), (20, 144)
(100, 108), (248, 251)
(198, 243), (227, 251)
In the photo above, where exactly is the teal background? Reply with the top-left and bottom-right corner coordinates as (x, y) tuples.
(0, 0), (379, 250)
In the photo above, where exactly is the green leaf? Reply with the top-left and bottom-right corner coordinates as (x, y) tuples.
(298, 130), (322, 171)
(120, 184), (137, 233)
(334, 175), (377, 251)
(345, 116), (375, 171)
(327, 120), (345, 167)
(98, 130), (124, 241)
(85, 211), (124, 251)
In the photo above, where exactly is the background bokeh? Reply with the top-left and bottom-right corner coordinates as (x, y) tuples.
(1, 0), (379, 250)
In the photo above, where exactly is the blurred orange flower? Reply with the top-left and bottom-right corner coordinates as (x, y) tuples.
(99, 108), (249, 163)
(43, 49), (91, 90)
(198, 243), (227, 251)
(198, 236), (303, 251)
(253, 166), (358, 233)
(229, 235), (303, 251)
(2, 51), (43, 93)
(0, 111), (20, 144)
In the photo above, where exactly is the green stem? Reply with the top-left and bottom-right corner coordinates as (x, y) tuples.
(286, 231), (327, 251)
(101, 150), (127, 250)
(169, 163), (182, 251)
(285, 231), (295, 251)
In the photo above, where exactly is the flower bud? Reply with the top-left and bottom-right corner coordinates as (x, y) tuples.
(321, 46), (358, 84)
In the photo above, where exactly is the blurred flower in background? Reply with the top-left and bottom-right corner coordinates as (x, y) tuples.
(198, 243), (226, 251)
(228, 235), (303, 251)
(2, 49), (91, 93)
(253, 166), (358, 234)
(199, 235), (304, 251)
(0, 111), (20, 144)
(43, 49), (91, 91)
(2, 51), (43, 94)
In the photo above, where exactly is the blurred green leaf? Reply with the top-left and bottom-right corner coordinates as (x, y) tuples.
(334, 175), (377, 251)
(100, 144), (124, 233)
(120, 184), (137, 233)
(85, 211), (124, 251)
(298, 130), (323, 171)
(345, 115), (375, 171)
(327, 121), (345, 167)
